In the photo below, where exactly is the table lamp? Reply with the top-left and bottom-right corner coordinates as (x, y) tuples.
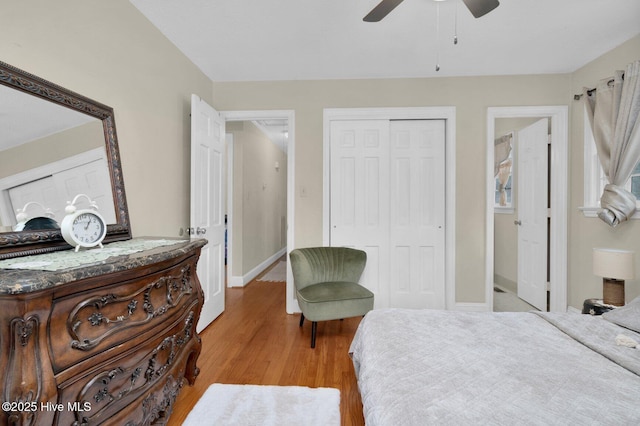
(592, 248), (635, 306)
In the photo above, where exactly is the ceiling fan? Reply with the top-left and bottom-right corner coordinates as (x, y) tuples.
(363, 0), (499, 22)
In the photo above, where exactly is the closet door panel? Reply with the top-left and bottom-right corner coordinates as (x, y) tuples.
(330, 120), (389, 308)
(389, 120), (446, 309)
(330, 119), (446, 309)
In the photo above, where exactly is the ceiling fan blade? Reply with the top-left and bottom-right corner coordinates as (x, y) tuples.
(462, 0), (500, 18)
(363, 0), (405, 22)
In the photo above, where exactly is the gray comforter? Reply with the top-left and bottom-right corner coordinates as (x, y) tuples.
(349, 309), (640, 425)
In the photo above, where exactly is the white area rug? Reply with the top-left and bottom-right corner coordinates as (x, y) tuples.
(256, 261), (287, 282)
(182, 383), (340, 426)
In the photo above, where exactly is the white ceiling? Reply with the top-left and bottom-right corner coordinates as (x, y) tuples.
(0, 85), (96, 151)
(129, 0), (640, 82)
(251, 119), (288, 154)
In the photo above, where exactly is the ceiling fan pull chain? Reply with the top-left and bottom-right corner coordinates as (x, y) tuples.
(454, 0), (459, 45)
(435, 1), (441, 72)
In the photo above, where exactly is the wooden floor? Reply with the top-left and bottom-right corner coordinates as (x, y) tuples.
(167, 265), (365, 425)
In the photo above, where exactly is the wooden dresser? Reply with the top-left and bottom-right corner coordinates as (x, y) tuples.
(0, 238), (206, 426)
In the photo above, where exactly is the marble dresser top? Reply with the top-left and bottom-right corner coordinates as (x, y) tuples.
(0, 237), (207, 295)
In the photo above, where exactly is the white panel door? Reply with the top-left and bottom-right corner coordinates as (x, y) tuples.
(191, 94), (225, 332)
(9, 176), (59, 221)
(389, 120), (446, 309)
(53, 158), (116, 223)
(330, 120), (389, 308)
(330, 119), (446, 309)
(8, 156), (115, 225)
(517, 118), (548, 311)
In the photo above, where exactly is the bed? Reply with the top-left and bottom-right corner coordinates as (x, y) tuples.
(349, 298), (640, 425)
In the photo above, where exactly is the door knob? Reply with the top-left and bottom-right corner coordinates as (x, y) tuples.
(185, 227), (206, 235)
(514, 220), (522, 226)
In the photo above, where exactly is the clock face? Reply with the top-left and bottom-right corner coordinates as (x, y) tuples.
(71, 212), (105, 244)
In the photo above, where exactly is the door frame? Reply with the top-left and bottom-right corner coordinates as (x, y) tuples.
(486, 106), (568, 312)
(221, 110), (297, 313)
(323, 107), (457, 310)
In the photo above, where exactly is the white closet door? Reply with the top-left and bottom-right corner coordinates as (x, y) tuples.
(330, 119), (446, 309)
(330, 120), (390, 308)
(389, 120), (446, 309)
(9, 176), (59, 220)
(8, 157), (115, 224)
(53, 159), (116, 223)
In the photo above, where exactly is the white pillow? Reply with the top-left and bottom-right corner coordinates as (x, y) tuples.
(603, 296), (640, 333)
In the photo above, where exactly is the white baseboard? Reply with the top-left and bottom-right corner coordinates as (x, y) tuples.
(453, 302), (491, 312)
(228, 247), (287, 288)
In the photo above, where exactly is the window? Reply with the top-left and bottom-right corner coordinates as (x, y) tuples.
(582, 110), (640, 218)
(494, 160), (513, 212)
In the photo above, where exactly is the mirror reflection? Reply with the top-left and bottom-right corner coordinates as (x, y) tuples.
(0, 61), (130, 259)
(0, 84), (116, 232)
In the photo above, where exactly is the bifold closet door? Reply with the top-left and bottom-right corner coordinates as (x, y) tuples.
(330, 120), (390, 309)
(388, 120), (446, 309)
(330, 119), (446, 309)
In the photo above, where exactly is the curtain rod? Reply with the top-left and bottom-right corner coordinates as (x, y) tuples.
(574, 77), (617, 101)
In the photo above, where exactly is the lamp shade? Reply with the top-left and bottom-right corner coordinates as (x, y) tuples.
(593, 248), (635, 280)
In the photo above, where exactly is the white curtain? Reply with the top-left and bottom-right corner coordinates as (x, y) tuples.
(494, 134), (513, 206)
(583, 60), (640, 227)
(496, 159), (512, 206)
(494, 134), (512, 177)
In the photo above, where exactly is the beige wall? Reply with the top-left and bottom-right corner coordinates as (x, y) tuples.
(212, 37), (640, 307)
(3, 1), (638, 307)
(0, 120), (103, 179)
(212, 75), (571, 303)
(569, 35), (640, 307)
(0, 0), (214, 238)
(227, 121), (287, 277)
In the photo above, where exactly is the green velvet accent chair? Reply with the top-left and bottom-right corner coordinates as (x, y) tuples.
(289, 247), (374, 348)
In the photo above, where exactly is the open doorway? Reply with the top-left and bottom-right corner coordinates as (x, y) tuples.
(493, 117), (549, 312)
(221, 110), (297, 313)
(486, 106), (568, 313)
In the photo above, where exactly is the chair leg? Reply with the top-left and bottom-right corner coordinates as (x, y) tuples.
(299, 313), (305, 327)
(311, 321), (317, 348)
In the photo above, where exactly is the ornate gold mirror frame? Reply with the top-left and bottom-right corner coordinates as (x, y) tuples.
(0, 61), (131, 259)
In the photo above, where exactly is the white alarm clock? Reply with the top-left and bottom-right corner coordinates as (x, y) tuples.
(60, 194), (107, 252)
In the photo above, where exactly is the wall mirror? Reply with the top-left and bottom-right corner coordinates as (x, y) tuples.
(0, 61), (131, 259)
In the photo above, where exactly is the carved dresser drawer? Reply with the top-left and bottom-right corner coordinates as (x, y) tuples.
(50, 255), (199, 373)
(55, 304), (199, 425)
(0, 238), (206, 426)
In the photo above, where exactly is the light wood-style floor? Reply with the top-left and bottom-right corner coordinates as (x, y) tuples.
(167, 264), (366, 425)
